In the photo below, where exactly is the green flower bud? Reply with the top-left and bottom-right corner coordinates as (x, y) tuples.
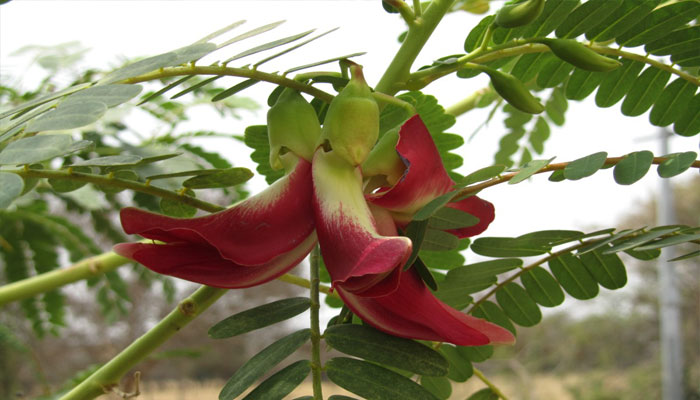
(267, 88), (321, 170)
(482, 67), (544, 114)
(495, 0), (545, 28)
(320, 65), (379, 166)
(538, 39), (622, 72)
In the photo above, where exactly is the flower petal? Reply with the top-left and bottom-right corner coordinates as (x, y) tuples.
(120, 158), (314, 266)
(337, 268), (515, 346)
(113, 230), (317, 289)
(366, 115), (454, 215)
(446, 195), (495, 238)
(312, 149), (411, 296)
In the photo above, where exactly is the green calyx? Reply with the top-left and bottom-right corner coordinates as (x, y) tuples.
(319, 64), (380, 167)
(481, 67), (544, 114)
(267, 88), (321, 170)
(361, 126), (404, 185)
(494, 0), (545, 28)
(537, 39), (622, 72)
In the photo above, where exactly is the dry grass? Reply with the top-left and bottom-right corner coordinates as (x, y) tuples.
(117, 373), (584, 400)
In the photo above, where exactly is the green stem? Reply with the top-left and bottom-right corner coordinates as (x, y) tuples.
(0, 251), (129, 307)
(12, 168), (225, 213)
(473, 367), (510, 400)
(371, 91), (417, 114)
(122, 65), (335, 103)
(444, 86), (494, 116)
(458, 156), (700, 198)
(277, 272), (339, 299)
(60, 285), (227, 400)
(375, 0), (456, 96)
(309, 245), (324, 400)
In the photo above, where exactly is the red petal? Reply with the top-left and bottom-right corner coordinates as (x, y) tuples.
(312, 149), (411, 296)
(446, 196), (496, 238)
(113, 230), (316, 289)
(366, 115), (454, 215)
(120, 158), (314, 266)
(337, 268), (515, 346)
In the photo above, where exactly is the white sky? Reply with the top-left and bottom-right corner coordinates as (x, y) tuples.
(1, 1), (697, 244)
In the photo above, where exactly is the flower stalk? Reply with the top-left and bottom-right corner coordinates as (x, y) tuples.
(309, 245), (324, 400)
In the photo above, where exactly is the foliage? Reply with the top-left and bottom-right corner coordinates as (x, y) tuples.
(0, 1), (699, 399)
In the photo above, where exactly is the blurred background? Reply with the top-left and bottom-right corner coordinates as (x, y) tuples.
(1, 1), (698, 399)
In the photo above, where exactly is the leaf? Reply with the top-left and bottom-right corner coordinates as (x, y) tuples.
(255, 28), (340, 68)
(517, 230), (585, 246)
(219, 329), (311, 400)
(421, 229), (459, 252)
(438, 345), (473, 382)
(508, 158), (553, 184)
(578, 248), (627, 290)
(61, 84), (143, 107)
(555, 0), (623, 39)
(613, 150), (654, 185)
(0, 134), (74, 165)
(461, 165), (505, 186)
(563, 151), (608, 180)
(586, 0), (660, 43)
(548, 253), (599, 300)
(520, 266), (565, 307)
(209, 298), (310, 339)
(471, 237), (551, 257)
(565, 68), (606, 100)
(649, 78), (697, 128)
(420, 376), (452, 400)
(414, 257), (439, 291)
(0, 82), (91, 120)
(412, 191), (458, 221)
(24, 101), (107, 133)
(537, 58), (574, 88)
(470, 301), (516, 335)
(182, 168), (253, 189)
(464, 15), (495, 52)
(594, 59), (644, 108)
(224, 29), (315, 64)
(511, 53), (554, 83)
(284, 52), (367, 75)
(467, 388), (498, 400)
(0, 172), (23, 208)
(428, 206), (479, 230)
(669, 250), (700, 262)
(211, 79), (259, 102)
(419, 248), (465, 271)
(403, 219), (429, 270)
(674, 92), (700, 136)
(529, 117), (550, 154)
(243, 125), (284, 184)
(636, 233), (700, 251)
(326, 357), (439, 400)
(70, 154), (143, 167)
(576, 228), (642, 255)
(545, 87), (568, 126)
(495, 282), (542, 327)
(645, 25), (700, 56)
(436, 259), (522, 308)
(521, 0), (581, 38)
(620, 67), (671, 117)
(324, 324), (449, 377)
(459, 345), (494, 362)
(242, 360), (310, 400)
(616, 1), (700, 48)
(604, 227), (682, 254)
(159, 189), (197, 218)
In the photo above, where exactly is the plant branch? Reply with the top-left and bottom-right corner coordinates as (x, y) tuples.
(277, 272), (338, 298)
(375, 0), (457, 96)
(458, 156), (700, 198)
(11, 168), (226, 213)
(309, 245), (324, 400)
(60, 285), (227, 400)
(0, 251), (129, 307)
(385, 0), (417, 26)
(121, 65), (335, 103)
(444, 86), (494, 116)
(473, 367), (511, 400)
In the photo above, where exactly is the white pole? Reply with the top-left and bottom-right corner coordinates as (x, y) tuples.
(656, 130), (685, 400)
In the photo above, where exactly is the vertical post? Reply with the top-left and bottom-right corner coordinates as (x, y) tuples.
(657, 130), (685, 400)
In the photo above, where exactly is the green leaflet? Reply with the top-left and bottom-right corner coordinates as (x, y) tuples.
(657, 152), (697, 177)
(616, 1), (700, 48)
(420, 376), (452, 400)
(324, 324), (449, 377)
(209, 297), (310, 339)
(549, 253), (599, 300)
(578, 248), (627, 290)
(241, 360), (310, 400)
(495, 282), (542, 327)
(613, 150), (654, 185)
(586, 0), (660, 43)
(674, 92), (700, 136)
(595, 58), (644, 108)
(326, 357), (439, 400)
(520, 266), (565, 307)
(471, 300), (517, 335)
(649, 78), (697, 128)
(0, 173), (24, 208)
(563, 151), (607, 180)
(439, 345), (473, 382)
(555, 0), (623, 39)
(620, 67), (671, 117)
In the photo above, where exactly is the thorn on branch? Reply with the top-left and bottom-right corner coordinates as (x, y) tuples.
(106, 371), (142, 399)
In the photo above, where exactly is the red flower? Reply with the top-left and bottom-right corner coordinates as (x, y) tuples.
(114, 158), (316, 289)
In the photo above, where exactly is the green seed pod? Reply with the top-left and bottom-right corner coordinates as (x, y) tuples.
(267, 88), (321, 170)
(483, 67), (544, 114)
(495, 0), (545, 28)
(320, 64), (379, 166)
(538, 39), (622, 72)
